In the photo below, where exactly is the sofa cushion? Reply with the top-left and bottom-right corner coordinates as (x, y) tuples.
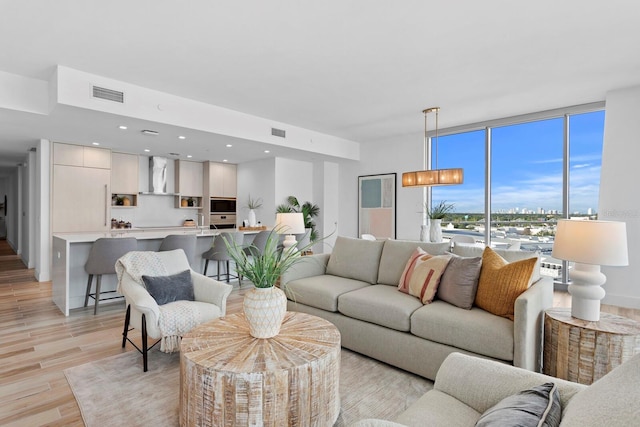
(285, 275), (370, 312)
(475, 247), (537, 320)
(398, 249), (452, 304)
(411, 301), (514, 361)
(377, 240), (451, 286)
(142, 269), (194, 305)
(339, 285), (423, 331)
(326, 236), (385, 284)
(453, 243), (541, 284)
(476, 382), (561, 427)
(394, 389), (481, 427)
(561, 353), (640, 427)
(437, 254), (482, 309)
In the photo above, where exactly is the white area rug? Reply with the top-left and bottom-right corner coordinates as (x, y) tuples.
(65, 347), (432, 426)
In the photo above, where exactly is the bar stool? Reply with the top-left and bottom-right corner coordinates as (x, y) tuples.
(159, 234), (197, 267)
(84, 237), (137, 314)
(202, 232), (244, 283)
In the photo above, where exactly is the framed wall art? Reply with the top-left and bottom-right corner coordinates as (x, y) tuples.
(358, 173), (396, 239)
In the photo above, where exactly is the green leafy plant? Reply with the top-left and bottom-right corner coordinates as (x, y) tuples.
(223, 228), (314, 288)
(245, 194), (263, 210)
(276, 196), (320, 242)
(427, 200), (455, 219)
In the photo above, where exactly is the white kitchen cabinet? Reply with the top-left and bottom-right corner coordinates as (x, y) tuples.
(52, 165), (111, 232)
(53, 142), (110, 169)
(209, 162), (237, 198)
(111, 152), (139, 194)
(176, 160), (204, 197)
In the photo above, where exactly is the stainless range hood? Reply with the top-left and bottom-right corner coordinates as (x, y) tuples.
(139, 156), (179, 195)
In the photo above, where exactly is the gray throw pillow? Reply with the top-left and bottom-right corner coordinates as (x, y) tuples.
(142, 269), (194, 305)
(475, 382), (561, 427)
(437, 254), (482, 309)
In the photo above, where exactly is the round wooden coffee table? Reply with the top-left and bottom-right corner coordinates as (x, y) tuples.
(179, 311), (341, 427)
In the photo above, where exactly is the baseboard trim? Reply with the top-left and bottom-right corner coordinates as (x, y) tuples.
(603, 293), (640, 310)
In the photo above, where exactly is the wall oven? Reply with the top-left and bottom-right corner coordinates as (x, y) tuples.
(210, 198), (236, 214)
(210, 214), (236, 229)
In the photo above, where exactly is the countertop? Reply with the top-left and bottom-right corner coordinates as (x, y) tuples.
(52, 227), (261, 243)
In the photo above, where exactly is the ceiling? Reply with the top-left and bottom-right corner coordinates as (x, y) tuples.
(1, 1), (640, 174)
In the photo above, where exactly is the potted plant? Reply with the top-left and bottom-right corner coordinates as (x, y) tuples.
(224, 228), (313, 338)
(245, 194), (263, 227)
(427, 200), (454, 243)
(276, 196), (320, 242)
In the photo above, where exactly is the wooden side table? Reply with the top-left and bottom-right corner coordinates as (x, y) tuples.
(543, 307), (640, 384)
(180, 311), (341, 427)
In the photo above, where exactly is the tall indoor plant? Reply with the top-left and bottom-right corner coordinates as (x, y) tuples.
(427, 200), (454, 243)
(223, 228), (311, 338)
(276, 196), (320, 242)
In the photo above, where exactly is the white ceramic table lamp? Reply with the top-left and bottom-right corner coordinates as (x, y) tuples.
(275, 213), (306, 252)
(552, 219), (628, 321)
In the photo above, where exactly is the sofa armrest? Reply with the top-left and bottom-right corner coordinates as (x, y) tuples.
(513, 277), (554, 372)
(434, 353), (585, 415)
(191, 271), (233, 316)
(281, 253), (330, 285)
(119, 272), (161, 325)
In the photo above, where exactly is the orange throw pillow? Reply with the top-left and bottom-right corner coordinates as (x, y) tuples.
(399, 247), (452, 304)
(475, 247), (537, 320)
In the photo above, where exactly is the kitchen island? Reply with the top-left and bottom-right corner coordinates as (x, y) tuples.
(52, 227), (259, 316)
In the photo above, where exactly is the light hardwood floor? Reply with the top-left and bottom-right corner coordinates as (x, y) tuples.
(0, 241), (638, 426)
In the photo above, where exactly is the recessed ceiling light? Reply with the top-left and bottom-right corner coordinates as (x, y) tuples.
(118, 125), (127, 130)
(144, 149), (150, 152)
(264, 150), (270, 153)
(92, 142), (100, 146)
(187, 155), (192, 158)
(178, 135), (186, 140)
(223, 159), (228, 162)
(226, 144), (232, 148)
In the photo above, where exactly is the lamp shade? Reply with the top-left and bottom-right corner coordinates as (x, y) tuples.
(552, 219), (629, 266)
(275, 213), (305, 235)
(401, 168), (464, 187)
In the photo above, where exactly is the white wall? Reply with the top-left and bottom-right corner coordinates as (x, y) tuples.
(339, 137), (424, 241)
(274, 158), (314, 209)
(237, 158), (276, 227)
(599, 85), (640, 309)
(35, 139), (51, 281)
(313, 160), (340, 253)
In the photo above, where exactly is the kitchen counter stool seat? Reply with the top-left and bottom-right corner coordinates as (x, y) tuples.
(159, 234), (197, 267)
(84, 237), (137, 314)
(202, 232), (244, 283)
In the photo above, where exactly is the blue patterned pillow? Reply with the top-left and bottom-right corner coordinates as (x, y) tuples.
(142, 270), (194, 305)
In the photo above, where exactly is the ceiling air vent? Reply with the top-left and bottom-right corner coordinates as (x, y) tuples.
(92, 86), (124, 103)
(271, 127), (286, 138)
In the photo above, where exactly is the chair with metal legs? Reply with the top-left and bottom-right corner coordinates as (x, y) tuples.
(84, 237), (137, 314)
(202, 231), (244, 283)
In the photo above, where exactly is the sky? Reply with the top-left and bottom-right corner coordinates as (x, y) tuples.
(432, 110), (604, 215)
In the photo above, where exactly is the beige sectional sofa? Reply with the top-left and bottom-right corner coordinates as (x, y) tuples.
(351, 351), (640, 426)
(281, 236), (553, 380)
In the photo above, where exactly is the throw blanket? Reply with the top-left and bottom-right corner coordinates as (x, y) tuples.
(115, 251), (199, 352)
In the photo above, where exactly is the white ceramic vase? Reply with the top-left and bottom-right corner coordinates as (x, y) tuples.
(243, 286), (287, 338)
(420, 224), (429, 242)
(248, 209), (257, 227)
(430, 219), (443, 243)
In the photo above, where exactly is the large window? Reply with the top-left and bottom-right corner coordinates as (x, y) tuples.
(428, 105), (605, 282)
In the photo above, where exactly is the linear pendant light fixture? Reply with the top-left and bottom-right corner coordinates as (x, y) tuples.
(402, 107), (463, 187)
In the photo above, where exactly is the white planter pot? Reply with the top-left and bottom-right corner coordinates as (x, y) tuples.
(248, 209), (257, 227)
(420, 224), (429, 242)
(430, 219), (443, 243)
(243, 286), (287, 338)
